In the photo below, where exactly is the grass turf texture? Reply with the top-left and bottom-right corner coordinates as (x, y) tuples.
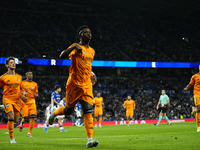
(0, 122), (200, 150)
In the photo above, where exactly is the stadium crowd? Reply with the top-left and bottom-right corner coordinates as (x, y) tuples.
(0, 0), (199, 62)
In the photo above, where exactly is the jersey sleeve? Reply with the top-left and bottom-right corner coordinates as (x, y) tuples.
(133, 101), (136, 106)
(123, 101), (126, 106)
(166, 95), (169, 100)
(35, 83), (38, 93)
(101, 97), (103, 103)
(159, 95), (162, 101)
(68, 43), (77, 57)
(190, 75), (195, 85)
(52, 93), (56, 100)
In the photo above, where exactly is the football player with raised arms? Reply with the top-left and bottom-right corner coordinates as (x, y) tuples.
(48, 25), (98, 148)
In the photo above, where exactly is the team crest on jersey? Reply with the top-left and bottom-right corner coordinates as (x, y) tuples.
(17, 78), (19, 81)
(91, 52), (94, 56)
(6, 80), (10, 82)
(25, 85), (27, 87)
(83, 51), (86, 55)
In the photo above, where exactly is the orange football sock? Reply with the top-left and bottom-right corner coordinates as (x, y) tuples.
(54, 106), (65, 116)
(8, 120), (14, 139)
(28, 118), (35, 133)
(196, 112), (200, 127)
(84, 113), (93, 138)
(21, 118), (26, 124)
(127, 120), (129, 124)
(99, 117), (102, 124)
(94, 118), (97, 124)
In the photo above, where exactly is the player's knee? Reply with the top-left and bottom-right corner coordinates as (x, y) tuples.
(64, 107), (73, 115)
(83, 109), (92, 115)
(30, 114), (36, 118)
(24, 117), (29, 122)
(8, 119), (14, 122)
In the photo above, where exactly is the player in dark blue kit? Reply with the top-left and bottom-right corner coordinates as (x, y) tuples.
(74, 102), (82, 126)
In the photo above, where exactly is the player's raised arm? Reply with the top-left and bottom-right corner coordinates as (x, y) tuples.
(184, 75), (195, 91)
(60, 44), (82, 59)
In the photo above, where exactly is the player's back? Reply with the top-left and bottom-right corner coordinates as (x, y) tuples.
(67, 43), (95, 88)
(0, 73), (22, 104)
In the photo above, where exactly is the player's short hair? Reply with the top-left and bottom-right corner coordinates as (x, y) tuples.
(25, 70), (32, 75)
(77, 25), (90, 36)
(54, 85), (61, 90)
(5, 56), (15, 65)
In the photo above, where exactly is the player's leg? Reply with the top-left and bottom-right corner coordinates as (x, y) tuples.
(5, 103), (20, 143)
(99, 109), (103, 127)
(44, 114), (50, 133)
(80, 100), (98, 148)
(94, 110), (98, 128)
(49, 84), (81, 125)
(163, 112), (171, 125)
(20, 104), (29, 132)
(194, 96), (200, 132)
(191, 106), (197, 117)
(154, 111), (163, 126)
(126, 116), (130, 126)
(196, 105), (200, 132)
(27, 103), (37, 137)
(58, 117), (67, 132)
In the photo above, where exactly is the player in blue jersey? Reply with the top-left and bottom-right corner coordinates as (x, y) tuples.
(74, 102), (82, 126)
(44, 86), (66, 132)
(154, 90), (172, 126)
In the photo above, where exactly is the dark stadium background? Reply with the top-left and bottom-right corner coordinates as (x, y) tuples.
(0, 0), (200, 123)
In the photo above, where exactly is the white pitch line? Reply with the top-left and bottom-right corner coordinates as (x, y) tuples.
(0, 131), (195, 144)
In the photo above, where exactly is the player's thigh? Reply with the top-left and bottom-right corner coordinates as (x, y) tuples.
(99, 108), (103, 116)
(12, 103), (20, 117)
(66, 84), (84, 108)
(4, 103), (14, 114)
(129, 111), (133, 118)
(80, 99), (93, 114)
(194, 95), (200, 106)
(28, 103), (37, 116)
(22, 104), (29, 117)
(94, 109), (99, 117)
(126, 110), (130, 117)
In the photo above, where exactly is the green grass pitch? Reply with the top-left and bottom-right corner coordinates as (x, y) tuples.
(0, 122), (200, 150)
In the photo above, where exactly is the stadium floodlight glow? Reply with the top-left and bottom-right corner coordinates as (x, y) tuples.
(27, 58), (200, 68)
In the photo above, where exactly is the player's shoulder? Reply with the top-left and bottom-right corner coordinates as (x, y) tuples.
(31, 81), (37, 85)
(69, 43), (78, 47)
(0, 73), (8, 79)
(89, 46), (95, 53)
(15, 73), (22, 78)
